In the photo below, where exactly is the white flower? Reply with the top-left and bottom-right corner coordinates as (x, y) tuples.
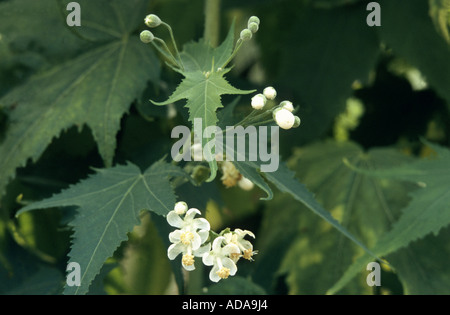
(223, 229), (256, 262)
(251, 94), (267, 110)
(263, 86), (277, 100)
(273, 108), (295, 130)
(167, 208), (211, 271)
(202, 236), (240, 282)
(238, 176), (254, 191)
(280, 100), (294, 112)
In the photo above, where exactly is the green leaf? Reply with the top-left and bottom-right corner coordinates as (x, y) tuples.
(0, 242), (64, 295)
(0, 0), (86, 60)
(233, 161), (273, 201)
(429, 0), (450, 44)
(263, 161), (377, 261)
(260, 2), (379, 145)
(256, 141), (416, 294)
(152, 23), (255, 181)
(5, 266), (63, 295)
(179, 20), (236, 73)
(221, 132), (376, 259)
(0, 0), (160, 198)
(205, 276), (266, 295)
(119, 214), (173, 294)
(329, 142), (450, 294)
(378, 0), (450, 110)
(16, 160), (184, 295)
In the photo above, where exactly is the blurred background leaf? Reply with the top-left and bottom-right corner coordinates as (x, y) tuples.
(255, 141), (416, 294)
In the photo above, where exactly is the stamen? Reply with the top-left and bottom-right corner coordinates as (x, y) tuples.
(180, 231), (195, 245)
(216, 267), (231, 279)
(182, 254), (195, 266)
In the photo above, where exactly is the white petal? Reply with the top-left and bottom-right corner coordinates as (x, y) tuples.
(198, 230), (210, 244)
(194, 243), (211, 257)
(209, 265), (221, 282)
(244, 230), (256, 239)
(222, 243), (240, 256)
(223, 232), (233, 244)
(185, 208), (201, 222)
(221, 257), (237, 276)
(166, 211), (184, 228)
(202, 252), (215, 266)
(169, 230), (182, 243)
(182, 262), (196, 271)
(212, 236), (225, 252)
(193, 218), (210, 231)
(235, 229), (255, 239)
(191, 232), (202, 250)
(167, 243), (184, 260)
(239, 239), (253, 250)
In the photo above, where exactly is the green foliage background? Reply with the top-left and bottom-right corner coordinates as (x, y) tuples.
(0, 0), (449, 295)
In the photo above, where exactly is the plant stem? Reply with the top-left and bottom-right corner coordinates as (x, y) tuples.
(220, 38), (243, 69)
(204, 0), (221, 48)
(161, 22), (184, 70)
(152, 38), (180, 69)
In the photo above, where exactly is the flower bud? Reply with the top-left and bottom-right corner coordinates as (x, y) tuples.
(293, 116), (301, 128)
(238, 177), (254, 191)
(144, 14), (162, 28)
(174, 201), (188, 215)
(274, 108), (295, 130)
(263, 86), (277, 100)
(140, 30), (154, 43)
(248, 16), (260, 26)
(251, 94), (266, 110)
(280, 100), (294, 112)
(191, 143), (204, 161)
(248, 22), (259, 33)
(240, 29), (253, 41)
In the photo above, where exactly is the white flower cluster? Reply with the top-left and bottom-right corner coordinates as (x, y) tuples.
(250, 86), (301, 130)
(167, 202), (256, 282)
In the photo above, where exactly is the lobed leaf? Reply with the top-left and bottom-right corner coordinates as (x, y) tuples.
(16, 160), (184, 295)
(152, 23), (255, 182)
(0, 0), (160, 198)
(329, 141), (450, 294)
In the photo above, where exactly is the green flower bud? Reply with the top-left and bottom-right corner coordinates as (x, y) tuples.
(140, 30), (154, 43)
(293, 116), (301, 128)
(240, 29), (253, 41)
(248, 22), (259, 33)
(248, 16), (260, 26)
(144, 14), (162, 28)
(191, 165), (210, 184)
